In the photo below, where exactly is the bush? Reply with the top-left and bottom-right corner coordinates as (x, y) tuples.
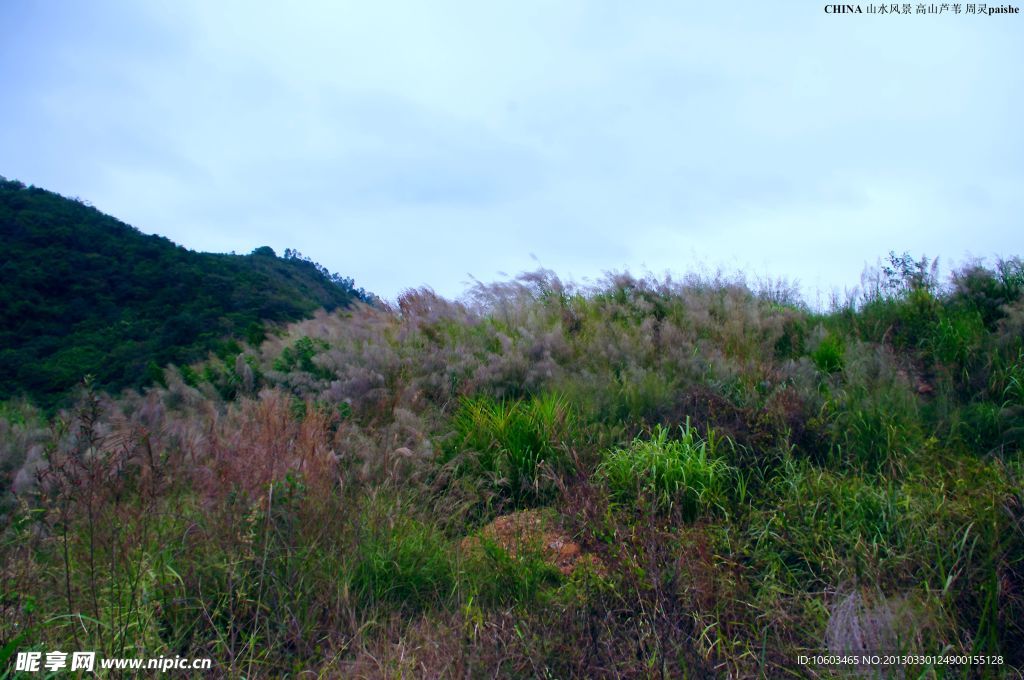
(950, 259), (1024, 328)
(273, 336), (330, 376)
(597, 421), (730, 519)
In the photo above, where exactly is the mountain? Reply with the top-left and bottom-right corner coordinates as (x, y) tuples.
(0, 177), (371, 407)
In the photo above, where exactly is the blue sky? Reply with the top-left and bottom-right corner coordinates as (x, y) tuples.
(2, 1), (1021, 302)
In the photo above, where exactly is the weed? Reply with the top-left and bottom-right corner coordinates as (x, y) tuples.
(352, 511), (457, 613)
(448, 393), (575, 505)
(597, 421), (730, 519)
(811, 329), (845, 374)
(6, 257), (1024, 675)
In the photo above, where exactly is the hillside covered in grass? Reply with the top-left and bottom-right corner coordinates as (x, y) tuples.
(0, 177), (371, 408)
(2, 255), (1023, 676)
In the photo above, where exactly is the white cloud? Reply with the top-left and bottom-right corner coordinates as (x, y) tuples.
(2, 1), (1021, 301)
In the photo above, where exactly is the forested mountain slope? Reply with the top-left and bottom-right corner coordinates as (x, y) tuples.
(0, 177), (370, 407)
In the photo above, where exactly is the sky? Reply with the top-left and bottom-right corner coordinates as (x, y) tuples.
(2, 1), (1021, 303)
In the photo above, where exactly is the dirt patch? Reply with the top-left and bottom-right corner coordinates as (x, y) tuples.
(460, 509), (600, 576)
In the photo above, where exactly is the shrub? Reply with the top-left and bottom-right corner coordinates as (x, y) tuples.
(597, 421), (730, 519)
(273, 336), (330, 376)
(880, 251), (939, 299)
(950, 258), (1024, 328)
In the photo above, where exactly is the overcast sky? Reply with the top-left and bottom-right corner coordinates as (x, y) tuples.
(2, 2), (1021, 302)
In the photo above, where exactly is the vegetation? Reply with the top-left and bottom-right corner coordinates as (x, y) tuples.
(598, 422), (730, 519)
(0, 177), (371, 408)
(2, 250), (1023, 677)
(447, 393), (575, 506)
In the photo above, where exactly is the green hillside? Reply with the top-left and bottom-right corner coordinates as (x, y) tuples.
(2, 255), (1023, 676)
(0, 177), (370, 407)
(3, 178), (1024, 676)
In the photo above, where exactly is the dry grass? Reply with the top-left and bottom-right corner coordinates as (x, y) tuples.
(2, 262), (1023, 677)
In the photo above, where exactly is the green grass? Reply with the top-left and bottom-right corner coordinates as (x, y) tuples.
(462, 536), (563, 608)
(597, 421), (731, 519)
(811, 331), (845, 374)
(352, 513), (458, 612)
(449, 393), (576, 504)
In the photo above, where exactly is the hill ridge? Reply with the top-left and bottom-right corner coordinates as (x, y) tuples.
(0, 176), (370, 407)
